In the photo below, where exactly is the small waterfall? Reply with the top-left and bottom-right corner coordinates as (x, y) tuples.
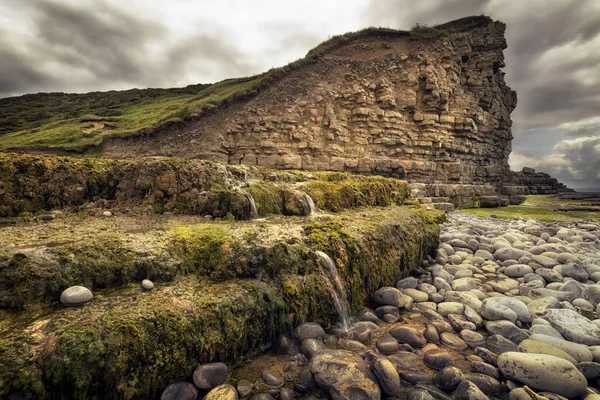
(242, 191), (259, 219)
(315, 251), (351, 331)
(303, 193), (317, 216)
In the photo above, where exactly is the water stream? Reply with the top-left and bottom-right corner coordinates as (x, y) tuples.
(315, 251), (351, 331)
(242, 191), (259, 219)
(303, 192), (317, 216)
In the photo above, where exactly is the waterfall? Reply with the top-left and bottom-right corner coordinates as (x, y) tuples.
(303, 193), (317, 216)
(242, 191), (259, 219)
(315, 251), (351, 331)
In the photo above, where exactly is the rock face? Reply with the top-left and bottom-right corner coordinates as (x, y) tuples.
(102, 17), (566, 200)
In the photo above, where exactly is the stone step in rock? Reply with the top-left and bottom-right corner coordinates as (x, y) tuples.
(434, 203), (455, 212)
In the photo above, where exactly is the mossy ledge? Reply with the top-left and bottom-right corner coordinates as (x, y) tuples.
(0, 153), (409, 218)
(0, 206), (441, 399)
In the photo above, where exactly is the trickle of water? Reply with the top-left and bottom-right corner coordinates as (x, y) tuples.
(303, 193), (317, 216)
(242, 191), (259, 219)
(315, 251), (351, 331)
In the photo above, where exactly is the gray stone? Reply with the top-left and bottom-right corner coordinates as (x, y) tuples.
(161, 382), (199, 400)
(440, 332), (468, 351)
(529, 325), (564, 339)
(583, 285), (600, 307)
(460, 330), (486, 348)
(437, 302), (464, 316)
(295, 323), (325, 342)
(237, 380), (253, 397)
(504, 264), (533, 278)
(377, 335), (400, 355)
(261, 370), (283, 387)
(424, 349), (454, 370)
(451, 278), (479, 292)
(536, 268), (563, 283)
(527, 297), (562, 317)
(389, 325), (426, 348)
(141, 279), (154, 291)
(301, 338), (325, 358)
(545, 308), (600, 345)
(492, 297), (532, 323)
(373, 287), (408, 307)
(481, 299), (518, 322)
(279, 388), (294, 400)
(60, 285), (93, 306)
(518, 339), (577, 365)
(424, 325), (440, 344)
(497, 352), (587, 398)
(529, 334), (593, 362)
(407, 389), (435, 400)
(371, 356), (400, 396)
(397, 277), (420, 289)
(193, 362), (229, 389)
(452, 380), (488, 400)
(485, 320), (529, 344)
(403, 288), (429, 302)
(470, 361), (500, 379)
(463, 373), (501, 395)
(494, 248), (529, 262)
(434, 366), (465, 390)
(486, 334), (519, 354)
(310, 350), (380, 400)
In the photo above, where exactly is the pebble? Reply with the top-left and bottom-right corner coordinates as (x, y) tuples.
(141, 279), (154, 291)
(371, 356), (400, 396)
(389, 325), (426, 348)
(193, 363), (228, 389)
(434, 366), (464, 390)
(295, 323), (325, 342)
(161, 382), (199, 400)
(60, 285), (93, 306)
(261, 370), (283, 387)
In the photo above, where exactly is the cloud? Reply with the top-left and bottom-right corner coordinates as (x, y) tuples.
(510, 136), (600, 191)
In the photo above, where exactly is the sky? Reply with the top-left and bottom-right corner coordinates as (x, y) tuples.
(0, 0), (599, 190)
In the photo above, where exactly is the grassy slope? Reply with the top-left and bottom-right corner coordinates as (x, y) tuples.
(0, 16), (490, 152)
(461, 195), (600, 222)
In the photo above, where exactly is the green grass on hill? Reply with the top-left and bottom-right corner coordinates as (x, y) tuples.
(461, 195), (600, 222)
(0, 15), (492, 152)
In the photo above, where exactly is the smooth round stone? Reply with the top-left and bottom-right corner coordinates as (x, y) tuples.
(448, 314), (476, 331)
(237, 379), (253, 397)
(358, 308), (380, 323)
(486, 334), (519, 354)
(141, 279), (154, 291)
(402, 372), (434, 385)
(161, 382), (199, 400)
(470, 361), (500, 379)
(505, 264), (533, 278)
(573, 298), (594, 308)
(375, 305), (400, 318)
(371, 356), (400, 396)
(193, 363), (229, 389)
(463, 305), (483, 327)
(424, 325), (440, 344)
(485, 320), (529, 344)
(407, 388), (435, 400)
(377, 335), (400, 355)
(580, 361), (600, 379)
(491, 297), (531, 323)
(453, 380), (487, 400)
(440, 332), (468, 351)
(545, 308), (600, 345)
(300, 338), (324, 358)
(397, 277), (420, 289)
(339, 339), (366, 352)
(60, 285), (93, 306)
(350, 321), (379, 343)
(295, 323), (325, 342)
(497, 352), (588, 398)
(279, 388), (294, 400)
(424, 349), (454, 370)
(261, 370), (283, 387)
(530, 333), (593, 362)
(530, 324), (564, 339)
(437, 302), (464, 316)
(452, 278), (479, 291)
(205, 384), (239, 400)
(434, 366), (465, 390)
(474, 347), (498, 366)
(389, 325), (426, 348)
(463, 373), (501, 395)
(249, 394), (275, 400)
(403, 288), (429, 302)
(488, 279), (519, 293)
(373, 287), (407, 307)
(460, 330), (485, 348)
(430, 320), (454, 333)
(273, 335), (294, 354)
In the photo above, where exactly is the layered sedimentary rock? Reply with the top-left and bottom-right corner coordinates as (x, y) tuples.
(104, 17), (520, 192)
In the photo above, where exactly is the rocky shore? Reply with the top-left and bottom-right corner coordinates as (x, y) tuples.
(175, 212), (600, 400)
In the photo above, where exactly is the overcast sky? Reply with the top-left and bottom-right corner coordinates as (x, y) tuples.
(1, 0), (599, 190)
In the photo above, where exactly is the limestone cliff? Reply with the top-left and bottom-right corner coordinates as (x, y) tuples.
(104, 17), (518, 188)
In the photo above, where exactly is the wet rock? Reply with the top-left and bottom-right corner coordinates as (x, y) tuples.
(358, 308), (380, 323)
(60, 285), (93, 306)
(310, 350), (380, 400)
(377, 335), (400, 355)
(389, 325), (426, 348)
(430, 319), (454, 333)
(460, 330), (486, 348)
(206, 384), (239, 400)
(273, 334), (294, 354)
(486, 334), (519, 354)
(424, 349), (454, 370)
(403, 372), (434, 385)
(279, 388), (294, 400)
(448, 314), (476, 331)
(508, 387), (532, 400)
(250, 394), (275, 400)
(295, 322), (326, 342)
(544, 308), (600, 345)
(350, 321), (379, 343)
(453, 380), (488, 400)
(403, 288), (429, 302)
(439, 332), (468, 351)
(397, 277), (420, 289)
(141, 279), (154, 290)
(434, 366), (465, 390)
(261, 370), (283, 387)
(371, 356), (401, 396)
(301, 338), (324, 359)
(374, 305), (400, 318)
(530, 324), (563, 339)
(237, 379), (253, 397)
(407, 388), (435, 400)
(193, 362), (229, 389)
(497, 352), (587, 398)
(339, 339), (366, 352)
(161, 382), (199, 400)
(424, 325), (440, 344)
(474, 347), (498, 366)
(373, 287), (408, 307)
(485, 320), (529, 344)
(437, 302), (465, 316)
(415, 384), (454, 400)
(470, 361), (500, 379)
(504, 264), (534, 278)
(492, 297), (532, 323)
(463, 373), (501, 395)
(451, 278), (479, 292)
